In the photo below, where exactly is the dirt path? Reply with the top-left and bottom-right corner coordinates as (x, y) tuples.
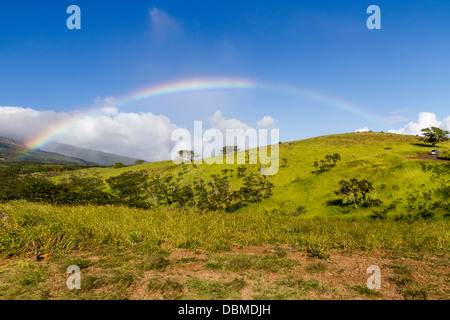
(411, 154), (449, 162)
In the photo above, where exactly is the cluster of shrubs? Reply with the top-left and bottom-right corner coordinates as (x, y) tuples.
(122, 167), (274, 212)
(0, 173), (114, 206)
(0, 166), (274, 212)
(312, 153), (341, 173)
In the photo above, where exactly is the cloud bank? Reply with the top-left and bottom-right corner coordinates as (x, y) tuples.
(257, 116), (275, 128)
(388, 112), (450, 135)
(0, 106), (179, 161)
(355, 127), (370, 132)
(0, 106), (276, 162)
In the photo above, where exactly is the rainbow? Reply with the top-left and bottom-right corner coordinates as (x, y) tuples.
(259, 83), (379, 124)
(17, 78), (256, 161)
(114, 78), (257, 109)
(16, 77), (380, 161)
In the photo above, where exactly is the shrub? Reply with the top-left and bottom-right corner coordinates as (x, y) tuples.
(437, 150), (450, 160)
(106, 171), (149, 208)
(306, 247), (329, 260)
(113, 162), (126, 168)
(312, 153), (341, 173)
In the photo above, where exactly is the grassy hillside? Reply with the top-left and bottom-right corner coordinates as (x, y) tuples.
(41, 141), (140, 166)
(50, 132), (450, 219)
(0, 136), (97, 166)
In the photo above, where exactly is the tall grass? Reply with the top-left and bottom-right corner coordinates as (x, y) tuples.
(0, 201), (448, 257)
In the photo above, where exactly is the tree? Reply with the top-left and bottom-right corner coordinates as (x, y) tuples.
(312, 153), (341, 173)
(335, 178), (360, 208)
(113, 162), (125, 168)
(221, 146), (239, 154)
(135, 159), (145, 165)
(177, 150), (199, 163)
(334, 178), (381, 209)
(420, 127), (449, 147)
(356, 179), (374, 202)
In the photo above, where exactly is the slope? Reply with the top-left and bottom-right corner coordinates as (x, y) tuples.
(41, 141), (142, 166)
(55, 131), (449, 219)
(0, 136), (97, 166)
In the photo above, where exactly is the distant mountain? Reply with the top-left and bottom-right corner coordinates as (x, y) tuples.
(40, 141), (141, 166)
(0, 132), (144, 166)
(0, 136), (97, 166)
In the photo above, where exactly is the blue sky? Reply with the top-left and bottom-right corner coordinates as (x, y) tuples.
(1, 1), (449, 160)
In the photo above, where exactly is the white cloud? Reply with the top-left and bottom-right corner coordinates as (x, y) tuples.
(442, 116), (450, 130)
(149, 7), (183, 43)
(206, 110), (278, 151)
(355, 127), (370, 132)
(381, 115), (411, 124)
(257, 116), (275, 128)
(208, 110), (251, 132)
(0, 106), (72, 139)
(388, 112), (449, 135)
(0, 106), (179, 161)
(94, 96), (116, 107)
(0, 106), (279, 162)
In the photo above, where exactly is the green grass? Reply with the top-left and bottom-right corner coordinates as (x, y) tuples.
(207, 254), (300, 273)
(252, 276), (334, 300)
(185, 277), (247, 300)
(305, 262), (328, 273)
(0, 201), (448, 258)
(438, 150), (450, 160)
(352, 285), (381, 297)
(148, 278), (185, 299)
(137, 255), (170, 271)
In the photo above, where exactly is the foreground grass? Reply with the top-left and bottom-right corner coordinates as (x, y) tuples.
(1, 201), (448, 257)
(0, 201), (448, 300)
(0, 245), (448, 300)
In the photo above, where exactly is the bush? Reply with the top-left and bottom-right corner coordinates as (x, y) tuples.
(312, 153), (341, 173)
(437, 150), (450, 160)
(106, 171), (149, 208)
(1, 163), (275, 212)
(113, 162), (126, 169)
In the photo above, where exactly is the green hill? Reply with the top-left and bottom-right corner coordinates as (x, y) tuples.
(54, 131), (449, 219)
(41, 140), (141, 166)
(0, 136), (97, 166)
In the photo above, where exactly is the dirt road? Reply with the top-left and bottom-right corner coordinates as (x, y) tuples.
(411, 153), (449, 162)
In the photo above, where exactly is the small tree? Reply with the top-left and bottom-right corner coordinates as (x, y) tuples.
(313, 153), (341, 173)
(420, 127), (449, 147)
(113, 162), (125, 168)
(221, 146), (239, 154)
(135, 159), (145, 165)
(335, 178), (380, 209)
(177, 150), (198, 163)
(335, 178), (360, 208)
